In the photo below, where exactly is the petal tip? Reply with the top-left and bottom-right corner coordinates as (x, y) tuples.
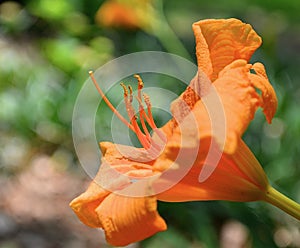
(97, 194), (167, 246)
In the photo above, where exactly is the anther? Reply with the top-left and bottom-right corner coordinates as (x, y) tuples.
(134, 74), (144, 89)
(134, 74), (144, 102)
(143, 93), (156, 129)
(120, 82), (128, 97)
(128, 85), (133, 103)
(143, 93), (151, 108)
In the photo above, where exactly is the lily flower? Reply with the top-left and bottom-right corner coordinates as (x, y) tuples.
(95, 0), (191, 59)
(95, 0), (155, 30)
(70, 18), (300, 246)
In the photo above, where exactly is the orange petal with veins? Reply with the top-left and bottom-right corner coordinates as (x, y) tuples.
(213, 59), (261, 153)
(156, 139), (268, 202)
(250, 62), (278, 123)
(166, 59), (277, 154)
(214, 60), (277, 152)
(71, 141), (167, 246)
(96, 190), (167, 246)
(69, 180), (109, 228)
(193, 18), (262, 81)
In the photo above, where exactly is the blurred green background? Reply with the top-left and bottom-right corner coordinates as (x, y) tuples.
(0, 0), (299, 247)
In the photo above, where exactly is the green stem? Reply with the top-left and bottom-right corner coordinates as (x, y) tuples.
(264, 186), (300, 220)
(153, 19), (192, 60)
(146, 0), (192, 60)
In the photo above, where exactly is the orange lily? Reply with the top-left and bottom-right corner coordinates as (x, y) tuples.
(95, 0), (154, 30)
(70, 18), (300, 246)
(95, 0), (191, 59)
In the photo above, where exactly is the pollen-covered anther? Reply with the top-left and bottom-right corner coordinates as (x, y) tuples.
(134, 74), (144, 89)
(120, 82), (128, 97)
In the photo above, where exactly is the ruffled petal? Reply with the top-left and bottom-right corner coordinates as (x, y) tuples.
(165, 60), (258, 154)
(166, 59), (277, 155)
(193, 18), (262, 81)
(192, 24), (213, 79)
(69, 180), (109, 228)
(71, 141), (167, 246)
(214, 60), (277, 152)
(213, 59), (262, 153)
(96, 187), (167, 246)
(250, 62), (278, 123)
(70, 141), (158, 228)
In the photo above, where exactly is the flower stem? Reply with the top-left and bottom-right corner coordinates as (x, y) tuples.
(152, 19), (192, 60)
(264, 186), (300, 220)
(147, 0), (192, 60)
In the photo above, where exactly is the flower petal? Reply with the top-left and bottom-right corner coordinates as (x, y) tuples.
(165, 60), (258, 153)
(169, 70), (212, 125)
(193, 18), (262, 81)
(97, 142), (168, 246)
(250, 62), (278, 123)
(231, 139), (268, 190)
(69, 180), (109, 228)
(166, 59), (277, 154)
(95, 0), (154, 30)
(95, 1), (140, 29)
(70, 141), (157, 228)
(96, 189), (167, 246)
(214, 60), (277, 152)
(156, 138), (267, 202)
(213, 59), (261, 153)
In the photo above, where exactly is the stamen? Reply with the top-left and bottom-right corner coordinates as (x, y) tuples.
(120, 82), (128, 97)
(121, 80), (151, 149)
(131, 117), (151, 149)
(128, 85), (133, 103)
(133, 75), (154, 138)
(133, 75), (167, 149)
(143, 93), (167, 144)
(134, 74), (144, 89)
(143, 93), (157, 129)
(90, 71), (166, 154)
(89, 71), (134, 132)
(135, 95), (151, 139)
(133, 75), (151, 138)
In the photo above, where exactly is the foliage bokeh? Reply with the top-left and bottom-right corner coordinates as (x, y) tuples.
(0, 0), (299, 247)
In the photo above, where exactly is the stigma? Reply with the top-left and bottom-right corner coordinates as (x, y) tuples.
(89, 71), (166, 158)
